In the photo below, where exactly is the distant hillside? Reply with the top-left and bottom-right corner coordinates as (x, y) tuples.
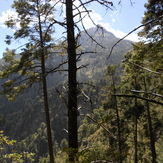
(78, 26), (133, 80)
(0, 27), (133, 143)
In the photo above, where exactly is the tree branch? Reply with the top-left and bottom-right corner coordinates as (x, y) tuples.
(107, 14), (163, 59)
(130, 90), (163, 98)
(113, 94), (163, 105)
(127, 61), (163, 75)
(80, 114), (117, 139)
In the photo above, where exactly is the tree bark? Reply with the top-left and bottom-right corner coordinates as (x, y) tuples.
(66, 0), (78, 162)
(146, 100), (157, 163)
(41, 58), (54, 163)
(134, 76), (138, 163)
(134, 114), (138, 163)
(144, 78), (157, 163)
(37, 1), (54, 162)
(112, 76), (122, 163)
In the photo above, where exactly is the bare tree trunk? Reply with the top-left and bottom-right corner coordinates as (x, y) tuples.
(66, 0), (78, 162)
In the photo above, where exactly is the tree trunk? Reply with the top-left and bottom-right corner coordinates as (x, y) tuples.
(41, 59), (54, 163)
(134, 73), (138, 163)
(37, 2), (54, 162)
(66, 0), (78, 162)
(146, 100), (157, 163)
(144, 78), (157, 163)
(134, 115), (138, 163)
(112, 77), (122, 163)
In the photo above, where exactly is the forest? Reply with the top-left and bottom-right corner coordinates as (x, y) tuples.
(0, 0), (163, 163)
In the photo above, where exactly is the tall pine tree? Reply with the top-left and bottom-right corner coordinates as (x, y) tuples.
(0, 1), (60, 162)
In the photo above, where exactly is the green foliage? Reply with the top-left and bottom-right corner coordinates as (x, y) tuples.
(15, 122), (52, 162)
(120, 40), (163, 161)
(139, 0), (163, 41)
(0, 130), (16, 147)
(2, 152), (35, 163)
(0, 0), (163, 161)
(0, 131), (35, 163)
(0, 0), (57, 100)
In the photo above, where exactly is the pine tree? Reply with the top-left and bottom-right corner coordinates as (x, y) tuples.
(139, 0), (163, 41)
(138, 3), (163, 161)
(120, 43), (163, 162)
(0, 1), (59, 162)
(105, 65), (123, 163)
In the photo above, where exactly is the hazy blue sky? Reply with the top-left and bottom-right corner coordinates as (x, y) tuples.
(0, 0), (148, 59)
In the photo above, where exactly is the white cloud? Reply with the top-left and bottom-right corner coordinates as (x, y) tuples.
(104, 25), (141, 42)
(110, 11), (119, 23)
(79, 11), (103, 29)
(79, 10), (140, 42)
(112, 18), (115, 23)
(0, 7), (55, 30)
(49, 1), (140, 42)
(0, 4), (141, 42)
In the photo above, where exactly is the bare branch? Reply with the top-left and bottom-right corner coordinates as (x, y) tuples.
(75, 0), (113, 9)
(78, 106), (93, 113)
(91, 160), (108, 163)
(77, 64), (89, 70)
(130, 90), (163, 98)
(61, 128), (68, 134)
(81, 90), (93, 104)
(77, 0), (106, 48)
(55, 88), (68, 107)
(118, 0), (121, 5)
(107, 14), (163, 59)
(113, 94), (163, 105)
(76, 51), (96, 62)
(127, 61), (163, 75)
(80, 114), (117, 139)
(45, 59), (68, 74)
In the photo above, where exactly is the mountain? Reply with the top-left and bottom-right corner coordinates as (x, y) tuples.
(0, 27), (133, 153)
(78, 27), (133, 81)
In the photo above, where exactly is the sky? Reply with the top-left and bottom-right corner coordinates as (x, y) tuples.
(0, 0), (148, 59)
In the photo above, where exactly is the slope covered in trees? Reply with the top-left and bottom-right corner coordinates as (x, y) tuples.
(0, 0), (163, 162)
(0, 27), (133, 162)
(0, 27), (132, 138)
